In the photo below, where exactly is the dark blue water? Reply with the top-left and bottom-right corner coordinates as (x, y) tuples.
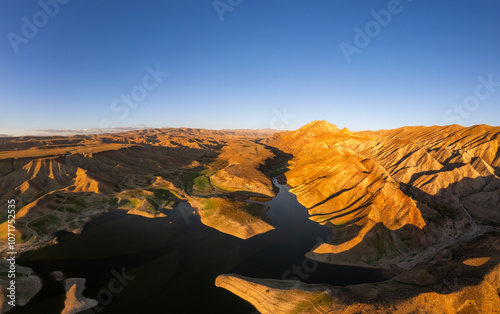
(13, 182), (388, 314)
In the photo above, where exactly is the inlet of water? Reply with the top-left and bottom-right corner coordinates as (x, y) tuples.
(14, 181), (388, 313)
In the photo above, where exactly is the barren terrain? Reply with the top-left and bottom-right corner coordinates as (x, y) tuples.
(1, 122), (500, 313)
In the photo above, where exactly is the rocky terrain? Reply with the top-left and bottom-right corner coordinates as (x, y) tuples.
(217, 120), (500, 312)
(61, 278), (97, 314)
(1, 122), (500, 313)
(0, 128), (278, 253)
(263, 121), (500, 269)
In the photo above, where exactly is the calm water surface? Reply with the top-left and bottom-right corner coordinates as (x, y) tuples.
(13, 182), (388, 313)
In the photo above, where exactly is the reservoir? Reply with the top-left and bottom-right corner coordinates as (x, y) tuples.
(13, 181), (389, 313)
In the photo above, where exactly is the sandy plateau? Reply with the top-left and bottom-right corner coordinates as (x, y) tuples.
(1, 121), (500, 313)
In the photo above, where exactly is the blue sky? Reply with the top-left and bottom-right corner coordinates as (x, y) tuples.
(1, 0), (499, 136)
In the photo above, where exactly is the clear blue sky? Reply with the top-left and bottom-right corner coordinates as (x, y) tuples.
(1, 0), (499, 136)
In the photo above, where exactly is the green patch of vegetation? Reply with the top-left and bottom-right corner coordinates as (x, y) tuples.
(21, 232), (32, 242)
(121, 199), (141, 209)
(292, 293), (334, 313)
(156, 171), (178, 181)
(179, 167), (206, 191)
(121, 189), (145, 199)
(65, 205), (84, 214)
(149, 188), (175, 200)
(193, 175), (212, 192)
(207, 180), (233, 193)
(28, 215), (61, 234)
(65, 197), (86, 207)
(313, 292), (336, 307)
(209, 159), (228, 171)
(198, 198), (217, 210)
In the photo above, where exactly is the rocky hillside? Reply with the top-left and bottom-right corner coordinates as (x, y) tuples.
(0, 128), (279, 253)
(217, 120), (500, 312)
(264, 120), (500, 269)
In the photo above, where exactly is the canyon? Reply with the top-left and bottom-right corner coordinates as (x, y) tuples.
(0, 121), (499, 313)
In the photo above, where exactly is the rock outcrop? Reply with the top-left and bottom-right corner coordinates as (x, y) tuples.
(62, 278), (98, 314)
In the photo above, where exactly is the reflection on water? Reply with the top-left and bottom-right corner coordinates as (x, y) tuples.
(13, 182), (388, 314)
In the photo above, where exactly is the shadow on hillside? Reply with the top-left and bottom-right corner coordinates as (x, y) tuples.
(408, 174), (500, 224)
(256, 141), (293, 184)
(63, 145), (221, 191)
(320, 174), (500, 306)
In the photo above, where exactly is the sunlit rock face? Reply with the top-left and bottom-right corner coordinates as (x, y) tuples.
(62, 278), (98, 314)
(208, 139), (277, 198)
(215, 121), (500, 313)
(266, 121), (500, 269)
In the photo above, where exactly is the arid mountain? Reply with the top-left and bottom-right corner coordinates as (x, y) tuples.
(263, 121), (500, 268)
(1, 122), (500, 313)
(217, 120), (500, 313)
